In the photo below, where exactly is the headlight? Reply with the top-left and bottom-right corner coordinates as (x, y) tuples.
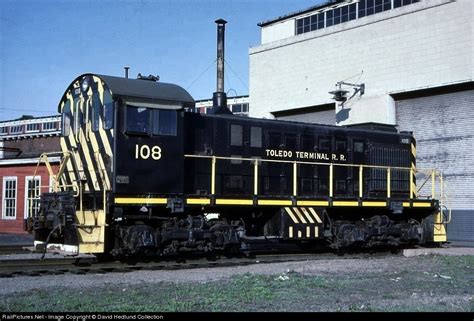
(81, 77), (90, 92)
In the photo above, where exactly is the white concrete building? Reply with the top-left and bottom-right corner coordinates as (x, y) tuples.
(249, 0), (473, 244)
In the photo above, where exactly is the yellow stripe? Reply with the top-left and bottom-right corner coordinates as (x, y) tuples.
(362, 201), (387, 207)
(300, 208), (315, 224)
(434, 235), (447, 242)
(186, 198), (211, 205)
(308, 207), (323, 223)
(79, 127), (99, 191)
(296, 200), (329, 206)
(314, 226), (319, 237)
(412, 202), (432, 208)
(411, 143), (416, 157)
(215, 199), (253, 205)
(293, 207), (307, 224)
(60, 138), (77, 190)
(298, 231), (302, 238)
(88, 128), (111, 190)
(333, 201), (359, 207)
(403, 202), (410, 207)
(285, 207), (300, 224)
(258, 199), (292, 206)
(306, 226), (310, 238)
(115, 198), (167, 204)
(289, 226), (293, 238)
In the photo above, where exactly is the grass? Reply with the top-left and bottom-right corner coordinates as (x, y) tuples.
(0, 255), (472, 312)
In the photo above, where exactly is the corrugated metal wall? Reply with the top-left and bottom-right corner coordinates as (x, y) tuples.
(275, 108), (335, 125)
(395, 89), (474, 244)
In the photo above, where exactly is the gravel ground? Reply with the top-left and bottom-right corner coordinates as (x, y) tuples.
(0, 256), (393, 294)
(0, 255), (467, 293)
(1, 254), (472, 311)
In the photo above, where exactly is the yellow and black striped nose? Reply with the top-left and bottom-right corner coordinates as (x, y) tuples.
(282, 207), (323, 239)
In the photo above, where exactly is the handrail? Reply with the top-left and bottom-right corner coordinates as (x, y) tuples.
(33, 151), (74, 193)
(184, 154), (451, 218)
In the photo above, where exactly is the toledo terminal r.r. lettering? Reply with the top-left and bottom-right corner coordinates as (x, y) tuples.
(265, 149), (346, 162)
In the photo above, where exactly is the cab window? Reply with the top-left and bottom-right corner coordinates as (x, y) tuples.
(126, 106), (150, 134)
(103, 90), (114, 130)
(62, 100), (72, 136)
(152, 109), (177, 136)
(92, 93), (101, 132)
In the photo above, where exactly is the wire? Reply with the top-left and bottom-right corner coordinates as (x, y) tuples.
(185, 59), (217, 91)
(340, 70), (364, 83)
(224, 60), (248, 91)
(0, 107), (56, 113)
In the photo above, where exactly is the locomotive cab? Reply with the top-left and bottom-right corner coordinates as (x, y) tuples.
(31, 74), (194, 255)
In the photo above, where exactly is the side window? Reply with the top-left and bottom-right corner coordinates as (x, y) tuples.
(319, 137), (331, 152)
(62, 100), (72, 137)
(301, 134), (314, 151)
(354, 141), (364, 153)
(103, 90), (114, 130)
(250, 126), (262, 148)
(72, 97), (82, 136)
(285, 134), (297, 150)
(230, 124), (243, 146)
(335, 139), (347, 153)
(152, 109), (177, 136)
(126, 106), (150, 134)
(92, 93), (101, 132)
(268, 132), (281, 149)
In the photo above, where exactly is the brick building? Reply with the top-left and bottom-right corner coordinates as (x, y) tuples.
(0, 115), (61, 234)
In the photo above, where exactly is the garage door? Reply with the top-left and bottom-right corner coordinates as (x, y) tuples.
(396, 89), (474, 244)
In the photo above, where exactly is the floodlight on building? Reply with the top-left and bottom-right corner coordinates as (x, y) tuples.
(329, 81), (365, 106)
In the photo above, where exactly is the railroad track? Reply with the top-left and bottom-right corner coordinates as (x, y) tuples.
(0, 251), (397, 278)
(0, 244), (30, 255)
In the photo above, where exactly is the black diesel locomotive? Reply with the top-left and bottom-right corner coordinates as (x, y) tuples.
(30, 72), (448, 257)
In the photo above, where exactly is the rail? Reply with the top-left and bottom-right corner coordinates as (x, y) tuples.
(184, 154), (451, 222)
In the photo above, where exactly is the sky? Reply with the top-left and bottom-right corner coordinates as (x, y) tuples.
(0, 0), (322, 121)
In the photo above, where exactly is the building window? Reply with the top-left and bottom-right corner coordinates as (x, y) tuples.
(42, 122), (56, 131)
(0, 127), (7, 135)
(2, 177), (17, 219)
(26, 123), (40, 132)
(394, 0), (419, 8)
(25, 177), (41, 219)
(359, 0), (394, 18)
(296, 0), (417, 36)
(10, 125), (23, 134)
(231, 104), (242, 113)
(296, 12), (325, 34)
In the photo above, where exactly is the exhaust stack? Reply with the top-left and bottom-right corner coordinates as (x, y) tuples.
(210, 19), (232, 115)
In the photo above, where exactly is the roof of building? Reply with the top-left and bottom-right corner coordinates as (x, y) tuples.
(59, 74), (195, 111)
(0, 115), (61, 125)
(257, 0), (343, 27)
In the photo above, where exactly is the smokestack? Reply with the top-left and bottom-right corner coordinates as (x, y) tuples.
(211, 19), (232, 115)
(124, 66), (130, 79)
